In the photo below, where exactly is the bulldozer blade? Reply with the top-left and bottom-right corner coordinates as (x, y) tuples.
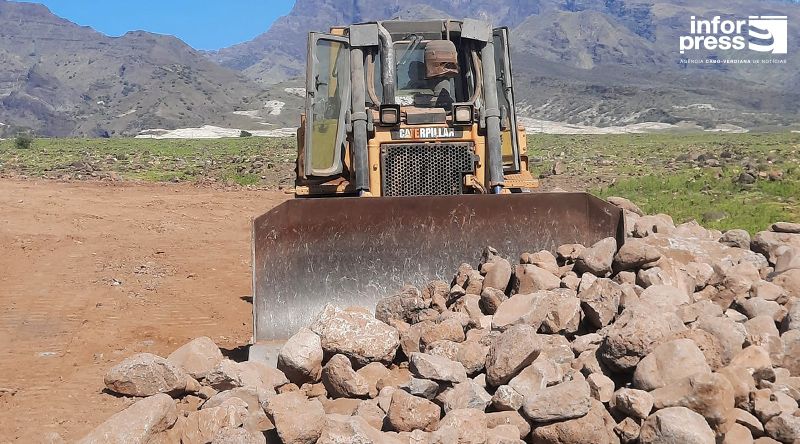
(252, 192), (624, 341)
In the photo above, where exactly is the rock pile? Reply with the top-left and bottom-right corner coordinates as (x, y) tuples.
(79, 199), (800, 444)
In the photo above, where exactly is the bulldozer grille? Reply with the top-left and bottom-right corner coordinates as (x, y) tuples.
(381, 142), (476, 197)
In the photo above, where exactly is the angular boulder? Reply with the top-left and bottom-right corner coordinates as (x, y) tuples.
(310, 304), (400, 365)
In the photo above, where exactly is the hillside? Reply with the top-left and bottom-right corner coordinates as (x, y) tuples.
(0, 0), (299, 137)
(0, 0), (798, 136)
(212, 0), (800, 129)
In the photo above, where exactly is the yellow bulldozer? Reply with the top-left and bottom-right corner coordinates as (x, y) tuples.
(251, 19), (625, 347)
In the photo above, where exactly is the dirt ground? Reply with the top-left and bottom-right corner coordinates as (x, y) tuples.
(0, 179), (288, 442)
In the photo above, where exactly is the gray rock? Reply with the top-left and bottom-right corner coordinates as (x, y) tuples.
(399, 377), (439, 400)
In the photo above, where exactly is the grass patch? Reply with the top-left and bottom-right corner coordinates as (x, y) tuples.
(0, 137), (296, 186)
(528, 132), (800, 233)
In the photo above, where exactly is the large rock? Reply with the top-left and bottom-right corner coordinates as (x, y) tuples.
(491, 385), (523, 411)
(77, 394), (178, 444)
(278, 327), (324, 385)
(639, 407), (715, 444)
(781, 329), (800, 376)
(574, 237), (617, 276)
(599, 303), (685, 372)
(375, 286), (428, 325)
(752, 231), (800, 264)
(205, 359), (244, 391)
(317, 414), (388, 444)
(611, 388), (653, 419)
(638, 285), (691, 312)
(321, 354), (370, 398)
(720, 229), (751, 249)
(486, 411), (530, 439)
(262, 391), (325, 444)
(614, 238), (661, 271)
(104, 353), (189, 397)
(579, 279), (622, 328)
(521, 375), (592, 423)
(420, 317), (465, 347)
(513, 264), (561, 294)
(773, 269), (800, 299)
(482, 256), (512, 293)
(765, 412), (800, 443)
(694, 314), (746, 366)
(386, 389), (440, 432)
(529, 399), (619, 444)
(607, 196), (644, 215)
(493, 290), (580, 333)
(210, 427), (261, 444)
(310, 304), (400, 365)
(632, 339), (711, 391)
(485, 325), (541, 387)
(409, 352), (467, 383)
(650, 372), (735, 429)
(437, 379), (492, 413)
(167, 337), (224, 380)
(181, 398), (249, 444)
(538, 289), (582, 334)
(435, 409), (488, 444)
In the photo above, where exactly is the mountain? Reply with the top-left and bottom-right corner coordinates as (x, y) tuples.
(1, 0), (798, 136)
(0, 0), (299, 137)
(213, 0), (800, 129)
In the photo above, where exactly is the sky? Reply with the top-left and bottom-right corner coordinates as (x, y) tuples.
(20, 0), (296, 50)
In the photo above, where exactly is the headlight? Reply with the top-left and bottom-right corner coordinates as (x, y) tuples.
(452, 104), (474, 125)
(379, 104), (400, 125)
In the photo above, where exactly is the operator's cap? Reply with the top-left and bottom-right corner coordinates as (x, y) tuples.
(424, 40), (459, 78)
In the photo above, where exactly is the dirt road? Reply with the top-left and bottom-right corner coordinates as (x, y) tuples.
(0, 179), (288, 442)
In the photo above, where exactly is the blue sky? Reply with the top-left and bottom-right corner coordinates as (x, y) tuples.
(19, 1), (296, 50)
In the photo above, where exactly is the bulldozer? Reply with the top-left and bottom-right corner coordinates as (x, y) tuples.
(251, 19), (625, 348)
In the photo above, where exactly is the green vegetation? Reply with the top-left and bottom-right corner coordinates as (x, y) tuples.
(528, 132), (800, 233)
(14, 134), (32, 150)
(1, 132), (798, 232)
(0, 137), (296, 187)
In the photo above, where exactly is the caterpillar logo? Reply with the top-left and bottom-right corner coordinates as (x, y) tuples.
(393, 127), (460, 140)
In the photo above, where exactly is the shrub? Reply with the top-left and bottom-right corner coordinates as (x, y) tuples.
(14, 134), (33, 149)
(239, 130), (253, 138)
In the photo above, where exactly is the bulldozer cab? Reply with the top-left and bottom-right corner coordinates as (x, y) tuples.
(251, 19), (625, 344)
(298, 20), (529, 196)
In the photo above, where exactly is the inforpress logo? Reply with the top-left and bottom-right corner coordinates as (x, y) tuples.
(679, 15), (788, 56)
(748, 16), (788, 54)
